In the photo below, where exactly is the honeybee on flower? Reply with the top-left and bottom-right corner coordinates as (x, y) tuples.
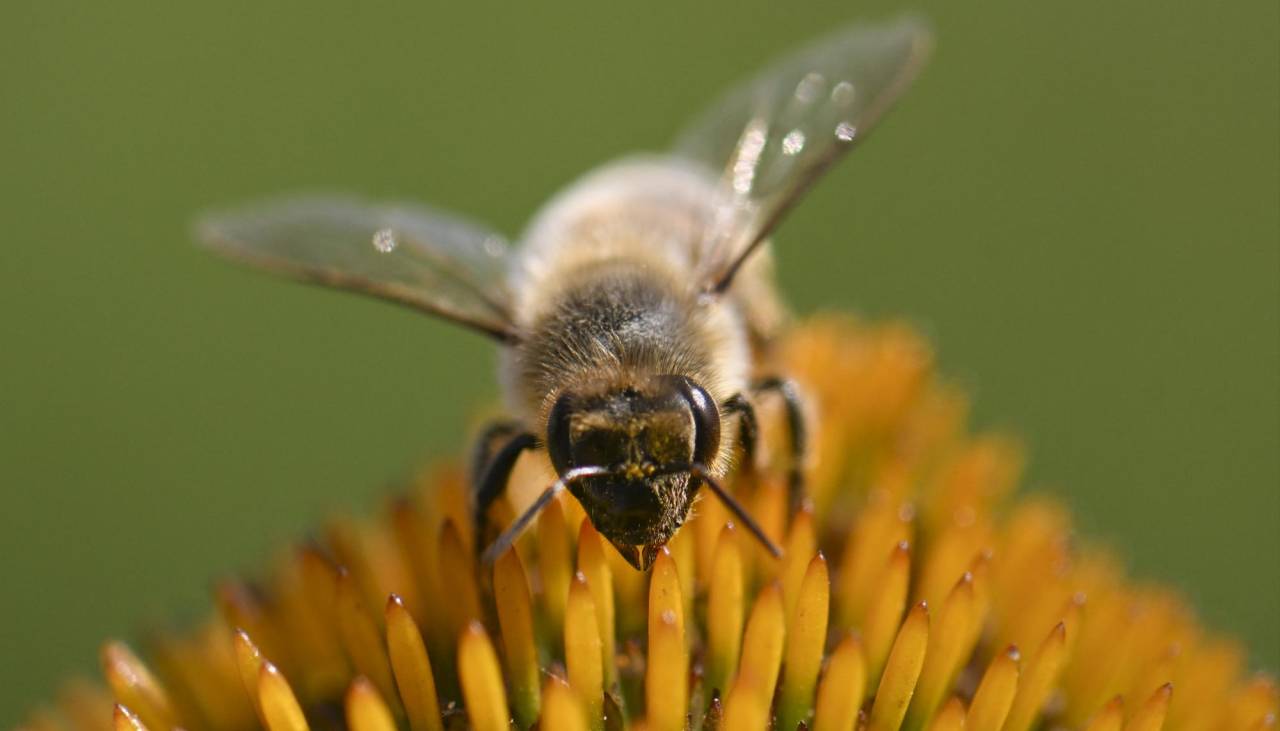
(199, 18), (931, 571)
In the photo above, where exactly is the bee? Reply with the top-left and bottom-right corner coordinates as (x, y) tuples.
(198, 18), (931, 570)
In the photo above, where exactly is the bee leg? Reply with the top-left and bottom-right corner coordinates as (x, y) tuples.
(722, 394), (760, 469)
(752, 377), (808, 514)
(471, 420), (525, 485)
(471, 428), (538, 558)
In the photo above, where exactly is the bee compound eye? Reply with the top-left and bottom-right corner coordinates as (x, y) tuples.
(546, 391), (575, 474)
(664, 376), (720, 467)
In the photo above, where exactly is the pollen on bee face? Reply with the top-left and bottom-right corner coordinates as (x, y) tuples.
(20, 318), (1276, 731)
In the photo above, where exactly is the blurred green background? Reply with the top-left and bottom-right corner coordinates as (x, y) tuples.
(1, 0), (1276, 722)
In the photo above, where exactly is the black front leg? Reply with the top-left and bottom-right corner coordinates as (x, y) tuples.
(721, 377), (808, 514)
(471, 424), (538, 557)
(753, 377), (808, 514)
(471, 420), (524, 486)
(722, 393), (760, 467)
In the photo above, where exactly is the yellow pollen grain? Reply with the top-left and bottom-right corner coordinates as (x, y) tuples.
(457, 622), (510, 731)
(100, 642), (178, 731)
(868, 601), (930, 731)
(541, 678), (590, 731)
(1003, 621), (1068, 731)
(566, 572), (605, 731)
(864, 541), (912, 679)
(1123, 683), (1172, 731)
(905, 571), (976, 731)
(385, 594), (444, 731)
(737, 581), (786, 705)
(965, 645), (1020, 731)
(257, 662), (309, 731)
(336, 569), (398, 708)
(576, 521), (618, 689)
(779, 552), (831, 731)
(344, 677), (397, 731)
(927, 697), (967, 731)
(492, 548), (540, 728)
(812, 634), (866, 731)
(706, 524), (744, 698)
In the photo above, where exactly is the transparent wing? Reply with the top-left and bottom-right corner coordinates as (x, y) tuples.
(674, 16), (933, 292)
(196, 195), (519, 342)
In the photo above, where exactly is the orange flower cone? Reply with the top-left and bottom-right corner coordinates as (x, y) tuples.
(16, 317), (1276, 731)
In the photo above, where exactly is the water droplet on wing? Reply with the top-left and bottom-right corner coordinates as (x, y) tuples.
(372, 228), (397, 253)
(782, 129), (806, 156)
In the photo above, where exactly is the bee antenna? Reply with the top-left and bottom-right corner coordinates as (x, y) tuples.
(688, 463), (784, 560)
(480, 465), (609, 565)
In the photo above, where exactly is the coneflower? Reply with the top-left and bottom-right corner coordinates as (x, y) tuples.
(17, 317), (1277, 731)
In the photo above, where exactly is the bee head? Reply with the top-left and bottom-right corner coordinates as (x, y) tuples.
(545, 375), (720, 570)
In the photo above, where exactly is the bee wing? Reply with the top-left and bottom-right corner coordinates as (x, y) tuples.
(197, 195), (520, 342)
(674, 16), (933, 293)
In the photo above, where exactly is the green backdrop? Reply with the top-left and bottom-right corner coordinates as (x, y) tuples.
(1, 1), (1276, 722)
